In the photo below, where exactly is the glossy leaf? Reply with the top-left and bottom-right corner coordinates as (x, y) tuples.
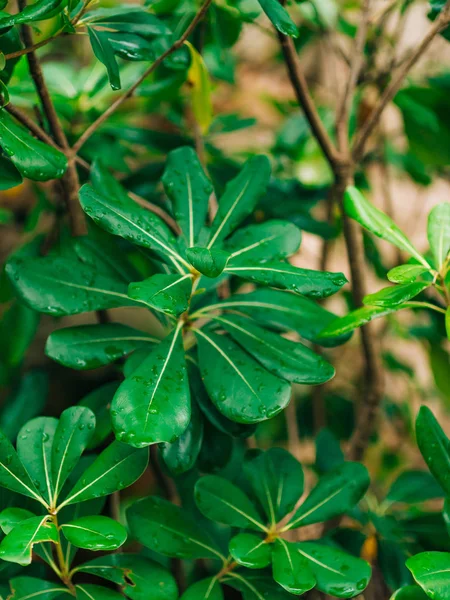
(0, 507), (35, 534)
(407, 552), (450, 599)
(52, 406), (96, 503)
(388, 264), (430, 284)
(257, 0), (298, 37)
(287, 462), (369, 529)
(6, 256), (139, 316)
(344, 186), (429, 267)
(225, 220), (301, 265)
(243, 447), (304, 524)
(46, 323), (157, 370)
(61, 516), (127, 551)
(128, 274), (193, 316)
(318, 306), (397, 338)
(390, 586), (429, 600)
(216, 313), (335, 384)
(208, 155), (271, 248)
(428, 202), (450, 269)
(181, 578), (223, 600)
(386, 470), (444, 504)
(416, 406), (450, 496)
(127, 495), (224, 560)
(112, 324), (190, 447)
(76, 584), (123, 600)
(162, 146), (213, 247)
(229, 533), (272, 569)
(224, 572), (297, 599)
(59, 441), (148, 508)
(194, 475), (266, 531)
(363, 282), (429, 307)
(196, 329), (291, 424)
(8, 577), (69, 600)
(186, 247), (229, 278)
(160, 400), (204, 475)
(88, 26), (121, 90)
(0, 110), (67, 181)
(297, 542), (371, 598)
(0, 516), (57, 565)
(272, 539), (316, 595)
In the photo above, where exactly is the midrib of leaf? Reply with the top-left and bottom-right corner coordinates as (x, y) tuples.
(0, 121), (62, 168)
(296, 547), (341, 575)
(200, 486), (267, 531)
(153, 274), (193, 299)
(279, 539), (294, 573)
(53, 426), (77, 503)
(76, 585), (96, 600)
(194, 299), (308, 319)
(287, 487), (343, 529)
(420, 568), (450, 577)
(261, 472), (276, 525)
(226, 573), (265, 600)
(186, 170), (194, 247)
(0, 461), (47, 507)
(229, 232), (279, 259)
(41, 433), (53, 504)
(207, 179), (251, 249)
(62, 524), (112, 539)
(145, 519), (224, 559)
(57, 335), (159, 347)
(15, 586), (69, 600)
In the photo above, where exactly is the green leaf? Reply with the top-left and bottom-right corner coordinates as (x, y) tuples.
(61, 516), (127, 551)
(88, 26), (121, 90)
(0, 429), (44, 505)
(196, 329), (291, 424)
(446, 307), (450, 340)
(390, 586), (429, 600)
(112, 324), (190, 447)
(224, 261), (347, 299)
(256, 0), (299, 37)
(194, 475), (266, 531)
(407, 552), (450, 599)
(186, 41), (213, 134)
(76, 584), (123, 600)
(79, 382), (119, 450)
(59, 441), (148, 508)
(229, 533), (272, 569)
(127, 495), (224, 560)
(243, 447), (304, 524)
(225, 220), (301, 265)
(0, 301), (39, 368)
(216, 314), (335, 384)
(296, 542), (371, 598)
(416, 406), (450, 496)
(224, 572), (296, 599)
(272, 539), (316, 595)
(208, 155), (271, 248)
(363, 282), (430, 307)
(0, 507), (35, 534)
(128, 274), (193, 316)
(84, 6), (171, 37)
(0, 0), (65, 26)
(0, 516), (57, 565)
(51, 406), (96, 503)
(162, 146), (213, 247)
(46, 324), (158, 370)
(6, 256), (139, 316)
(387, 264), (429, 284)
(0, 156), (22, 190)
(386, 470), (444, 504)
(344, 186), (430, 268)
(181, 578), (223, 600)
(186, 247), (229, 278)
(428, 202), (450, 269)
(0, 110), (67, 181)
(17, 417), (58, 505)
(287, 462), (369, 529)
(79, 184), (184, 272)
(76, 553), (178, 600)
(160, 400), (203, 475)
(318, 306), (397, 338)
(8, 577), (70, 600)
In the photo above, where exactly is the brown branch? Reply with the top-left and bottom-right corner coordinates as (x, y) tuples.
(352, 1), (450, 160)
(4, 34), (59, 60)
(72, 0), (213, 154)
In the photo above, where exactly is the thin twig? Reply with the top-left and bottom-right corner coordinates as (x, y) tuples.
(72, 0), (213, 154)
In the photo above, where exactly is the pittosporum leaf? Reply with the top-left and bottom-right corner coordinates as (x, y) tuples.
(416, 406), (450, 496)
(186, 247), (229, 278)
(256, 0), (299, 38)
(61, 516), (127, 551)
(229, 533), (272, 569)
(160, 400), (204, 475)
(128, 273), (193, 316)
(387, 264), (430, 284)
(0, 507), (35, 534)
(180, 578), (224, 600)
(76, 584), (124, 600)
(407, 552), (450, 599)
(0, 516), (58, 565)
(272, 539), (316, 595)
(8, 577), (69, 600)
(363, 282), (430, 308)
(427, 201), (450, 270)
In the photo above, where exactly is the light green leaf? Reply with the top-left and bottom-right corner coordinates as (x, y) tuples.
(363, 282), (430, 307)
(59, 441), (148, 508)
(243, 447), (304, 524)
(61, 516), (127, 551)
(196, 329), (291, 424)
(0, 110), (67, 181)
(6, 256), (139, 316)
(256, 0), (299, 37)
(0, 508), (35, 535)
(225, 220), (301, 266)
(272, 539), (316, 595)
(344, 186), (430, 268)
(76, 584), (124, 600)
(128, 274), (193, 316)
(416, 406), (450, 496)
(181, 578), (223, 600)
(127, 495), (224, 560)
(186, 247), (229, 278)
(194, 475), (266, 531)
(216, 313), (335, 384)
(162, 146), (213, 247)
(46, 324), (158, 370)
(229, 533), (272, 569)
(112, 324), (190, 447)
(387, 264), (429, 284)
(208, 155), (271, 248)
(286, 462), (369, 529)
(51, 406), (96, 503)
(0, 516), (57, 565)
(296, 542), (371, 598)
(428, 202), (450, 269)
(186, 41), (213, 134)
(224, 261), (347, 298)
(318, 306), (397, 338)
(17, 417), (58, 505)
(407, 552), (450, 600)
(8, 577), (70, 600)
